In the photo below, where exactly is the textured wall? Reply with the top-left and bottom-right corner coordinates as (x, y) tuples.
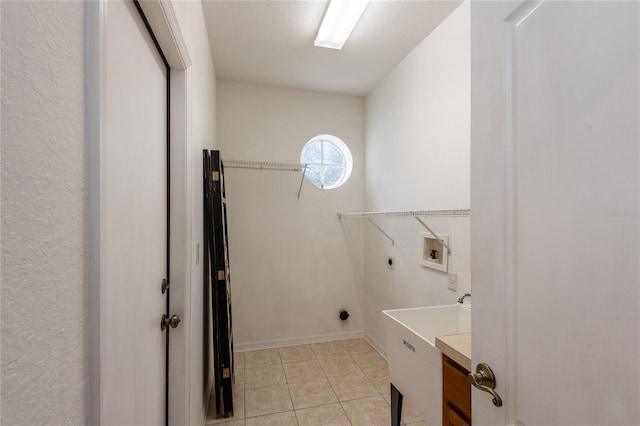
(364, 2), (470, 352)
(218, 81), (365, 349)
(1, 1), (86, 424)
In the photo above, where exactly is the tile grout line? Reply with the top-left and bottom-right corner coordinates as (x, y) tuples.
(280, 348), (297, 425)
(276, 347), (302, 425)
(337, 340), (360, 426)
(317, 340), (355, 425)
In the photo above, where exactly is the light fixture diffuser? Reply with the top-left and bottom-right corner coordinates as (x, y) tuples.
(314, 0), (370, 50)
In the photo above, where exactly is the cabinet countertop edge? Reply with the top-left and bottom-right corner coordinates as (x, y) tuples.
(435, 333), (471, 371)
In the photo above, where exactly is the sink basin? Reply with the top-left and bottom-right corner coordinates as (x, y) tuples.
(383, 304), (471, 426)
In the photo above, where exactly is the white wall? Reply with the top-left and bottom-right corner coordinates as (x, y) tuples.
(364, 2), (470, 352)
(1, 1), (87, 424)
(171, 1), (218, 424)
(217, 81), (365, 349)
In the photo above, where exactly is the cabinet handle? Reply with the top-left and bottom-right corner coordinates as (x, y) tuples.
(468, 363), (503, 407)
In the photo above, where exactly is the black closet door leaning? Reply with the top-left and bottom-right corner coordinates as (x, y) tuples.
(203, 150), (234, 418)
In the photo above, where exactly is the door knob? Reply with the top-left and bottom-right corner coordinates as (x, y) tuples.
(468, 363), (503, 407)
(161, 314), (181, 330)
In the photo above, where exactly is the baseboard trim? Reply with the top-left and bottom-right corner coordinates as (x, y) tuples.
(363, 331), (387, 360)
(234, 330), (365, 352)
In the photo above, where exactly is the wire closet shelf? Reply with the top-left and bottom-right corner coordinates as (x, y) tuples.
(337, 209), (470, 219)
(337, 209), (471, 252)
(222, 159), (309, 198)
(223, 159), (306, 172)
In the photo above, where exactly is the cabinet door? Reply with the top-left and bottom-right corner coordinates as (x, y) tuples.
(442, 355), (471, 422)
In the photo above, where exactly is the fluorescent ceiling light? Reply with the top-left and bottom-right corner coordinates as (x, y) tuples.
(315, 0), (370, 50)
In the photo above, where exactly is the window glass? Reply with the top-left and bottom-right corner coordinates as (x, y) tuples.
(300, 135), (352, 189)
(323, 142), (344, 165)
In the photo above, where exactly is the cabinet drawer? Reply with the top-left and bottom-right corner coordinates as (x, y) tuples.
(444, 405), (470, 426)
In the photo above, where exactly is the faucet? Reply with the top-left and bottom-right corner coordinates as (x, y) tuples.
(457, 293), (471, 304)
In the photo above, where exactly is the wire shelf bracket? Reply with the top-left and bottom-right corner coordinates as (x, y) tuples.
(366, 218), (395, 245)
(222, 159), (309, 199)
(337, 209), (470, 254)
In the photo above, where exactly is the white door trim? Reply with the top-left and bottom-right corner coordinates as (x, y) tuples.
(86, 1), (193, 424)
(137, 1), (191, 71)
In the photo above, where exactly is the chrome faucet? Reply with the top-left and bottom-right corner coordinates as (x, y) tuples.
(457, 293), (471, 304)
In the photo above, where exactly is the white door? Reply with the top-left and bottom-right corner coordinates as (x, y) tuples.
(471, 1), (639, 425)
(102, 0), (168, 424)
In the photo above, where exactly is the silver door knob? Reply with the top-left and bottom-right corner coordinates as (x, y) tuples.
(468, 363), (503, 407)
(161, 314), (181, 330)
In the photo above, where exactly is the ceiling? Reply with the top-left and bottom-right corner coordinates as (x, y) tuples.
(201, 0), (462, 96)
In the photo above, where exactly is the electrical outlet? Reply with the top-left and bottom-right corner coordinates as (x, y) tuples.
(387, 256), (395, 270)
(448, 272), (457, 291)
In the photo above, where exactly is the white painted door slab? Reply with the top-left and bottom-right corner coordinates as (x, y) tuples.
(471, 1), (639, 425)
(102, 1), (167, 424)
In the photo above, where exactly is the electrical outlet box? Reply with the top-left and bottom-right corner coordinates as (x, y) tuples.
(387, 256), (395, 270)
(448, 272), (457, 291)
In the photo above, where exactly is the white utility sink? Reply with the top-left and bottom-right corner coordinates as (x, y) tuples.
(383, 304), (471, 426)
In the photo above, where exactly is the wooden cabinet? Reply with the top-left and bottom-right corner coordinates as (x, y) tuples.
(442, 354), (471, 426)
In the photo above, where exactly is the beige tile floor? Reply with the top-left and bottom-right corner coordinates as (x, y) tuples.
(206, 338), (427, 426)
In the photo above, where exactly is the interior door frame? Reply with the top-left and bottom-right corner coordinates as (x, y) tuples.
(470, 1), (526, 425)
(86, 1), (193, 424)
